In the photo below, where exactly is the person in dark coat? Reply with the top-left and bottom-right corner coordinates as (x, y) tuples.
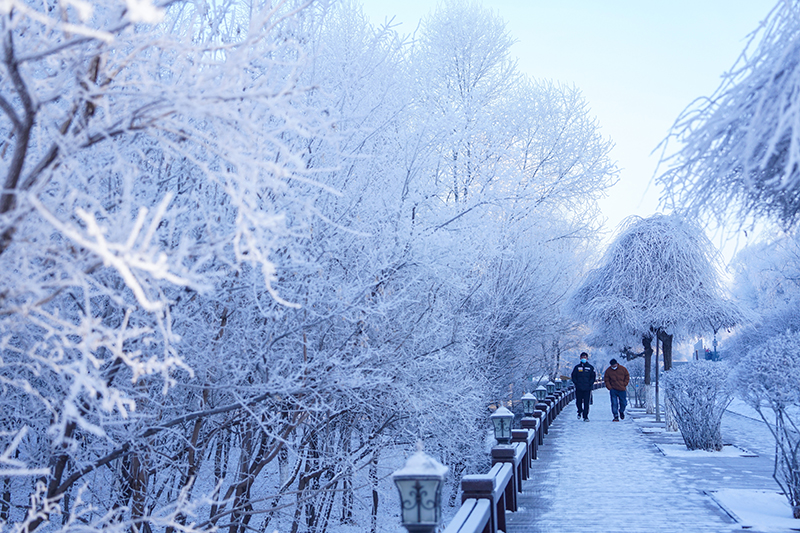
(571, 352), (596, 421)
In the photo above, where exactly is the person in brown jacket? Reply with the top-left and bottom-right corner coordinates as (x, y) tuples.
(604, 358), (630, 422)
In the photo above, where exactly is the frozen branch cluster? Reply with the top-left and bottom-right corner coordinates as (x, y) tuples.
(659, 1), (800, 228)
(734, 330), (800, 518)
(662, 361), (732, 451)
(729, 233), (800, 518)
(0, 0), (618, 531)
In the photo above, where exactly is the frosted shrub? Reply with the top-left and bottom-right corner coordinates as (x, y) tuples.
(662, 361), (732, 451)
(736, 331), (800, 518)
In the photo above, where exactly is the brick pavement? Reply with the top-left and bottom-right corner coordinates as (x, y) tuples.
(506, 388), (781, 533)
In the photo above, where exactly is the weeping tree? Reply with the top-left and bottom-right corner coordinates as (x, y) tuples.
(568, 214), (744, 425)
(659, 1), (800, 229)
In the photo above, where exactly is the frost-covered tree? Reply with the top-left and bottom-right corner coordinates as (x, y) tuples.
(0, 0), (340, 531)
(569, 214), (743, 353)
(568, 214), (744, 412)
(0, 0), (620, 531)
(734, 331), (800, 518)
(728, 230), (800, 357)
(662, 361), (732, 451)
(727, 232), (800, 518)
(658, 1), (800, 228)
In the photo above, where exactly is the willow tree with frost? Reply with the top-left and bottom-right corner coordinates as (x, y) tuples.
(568, 214), (744, 422)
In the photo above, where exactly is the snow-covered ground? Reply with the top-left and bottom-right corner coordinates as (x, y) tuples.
(502, 389), (799, 533)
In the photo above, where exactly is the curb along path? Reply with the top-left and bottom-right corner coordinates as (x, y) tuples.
(506, 388), (742, 533)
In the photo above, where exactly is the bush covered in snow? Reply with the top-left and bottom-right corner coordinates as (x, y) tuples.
(735, 330), (800, 518)
(662, 361), (732, 451)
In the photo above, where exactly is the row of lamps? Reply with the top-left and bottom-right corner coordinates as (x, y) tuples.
(392, 377), (571, 532)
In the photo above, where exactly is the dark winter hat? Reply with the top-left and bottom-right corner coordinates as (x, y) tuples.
(580, 352), (589, 358)
(609, 358), (618, 366)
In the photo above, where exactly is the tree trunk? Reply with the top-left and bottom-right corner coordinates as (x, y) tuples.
(370, 450), (379, 533)
(658, 330), (673, 371)
(643, 335), (654, 414)
(655, 334), (661, 422)
(643, 335), (653, 385)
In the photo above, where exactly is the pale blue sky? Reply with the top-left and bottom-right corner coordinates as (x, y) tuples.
(359, 0), (777, 252)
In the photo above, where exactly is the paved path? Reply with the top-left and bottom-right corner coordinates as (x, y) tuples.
(506, 388), (781, 533)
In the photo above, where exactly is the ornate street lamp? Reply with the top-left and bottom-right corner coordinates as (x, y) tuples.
(392, 442), (448, 533)
(490, 405), (514, 444)
(555, 378), (563, 391)
(521, 392), (537, 417)
(546, 381), (556, 395)
(534, 385), (547, 401)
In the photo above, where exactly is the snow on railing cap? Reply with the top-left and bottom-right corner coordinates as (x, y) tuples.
(392, 441), (448, 478)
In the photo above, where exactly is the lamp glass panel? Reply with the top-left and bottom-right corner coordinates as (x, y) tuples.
(493, 415), (512, 441)
(395, 477), (441, 525)
(522, 398), (535, 416)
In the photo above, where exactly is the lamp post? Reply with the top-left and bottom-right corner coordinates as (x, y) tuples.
(490, 405), (514, 444)
(521, 392), (537, 417)
(392, 442), (448, 533)
(546, 381), (556, 395)
(534, 385), (547, 401)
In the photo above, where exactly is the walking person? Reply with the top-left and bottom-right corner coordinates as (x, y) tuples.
(571, 352), (596, 421)
(604, 358), (630, 422)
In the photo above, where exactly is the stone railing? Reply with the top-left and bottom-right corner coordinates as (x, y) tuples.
(442, 381), (602, 533)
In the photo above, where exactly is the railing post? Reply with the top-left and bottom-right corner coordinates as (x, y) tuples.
(534, 403), (548, 437)
(520, 417), (539, 458)
(511, 429), (532, 477)
(545, 396), (556, 425)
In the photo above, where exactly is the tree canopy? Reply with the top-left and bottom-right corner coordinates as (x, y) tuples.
(569, 214), (744, 348)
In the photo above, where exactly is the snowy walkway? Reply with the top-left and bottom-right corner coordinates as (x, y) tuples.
(506, 388), (784, 533)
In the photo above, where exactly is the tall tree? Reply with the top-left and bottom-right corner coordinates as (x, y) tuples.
(568, 214), (744, 388)
(0, 1), (621, 531)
